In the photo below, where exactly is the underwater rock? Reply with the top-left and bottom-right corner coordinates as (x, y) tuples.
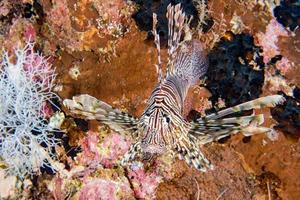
(79, 178), (133, 200)
(132, 0), (211, 43)
(0, 170), (17, 199)
(273, 0), (300, 31)
(156, 144), (257, 199)
(271, 88), (300, 138)
(205, 32), (265, 108)
(256, 171), (282, 200)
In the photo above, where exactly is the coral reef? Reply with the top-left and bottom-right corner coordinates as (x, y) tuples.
(256, 18), (290, 67)
(79, 177), (133, 200)
(127, 164), (162, 199)
(0, 41), (58, 178)
(77, 130), (131, 168)
(41, 0), (133, 56)
(0, 0), (299, 199)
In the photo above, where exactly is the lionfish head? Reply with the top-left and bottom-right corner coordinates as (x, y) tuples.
(139, 105), (175, 154)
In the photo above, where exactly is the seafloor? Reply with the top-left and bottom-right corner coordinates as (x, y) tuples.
(0, 0), (299, 199)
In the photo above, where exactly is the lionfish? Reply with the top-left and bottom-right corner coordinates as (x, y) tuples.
(63, 4), (285, 172)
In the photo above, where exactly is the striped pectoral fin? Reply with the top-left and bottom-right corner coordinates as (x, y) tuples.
(63, 94), (139, 136)
(120, 142), (142, 166)
(240, 126), (272, 136)
(189, 114), (268, 144)
(173, 139), (213, 172)
(204, 95), (286, 120)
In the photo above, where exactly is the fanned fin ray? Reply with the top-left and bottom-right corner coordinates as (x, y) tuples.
(189, 115), (266, 144)
(152, 13), (163, 83)
(166, 4), (186, 73)
(63, 94), (139, 135)
(173, 138), (213, 172)
(203, 95), (285, 121)
(189, 95), (286, 144)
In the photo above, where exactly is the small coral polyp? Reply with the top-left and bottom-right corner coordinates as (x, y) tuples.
(0, 41), (58, 179)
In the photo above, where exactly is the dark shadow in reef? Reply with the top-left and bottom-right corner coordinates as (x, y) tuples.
(271, 88), (300, 139)
(205, 31), (265, 111)
(273, 0), (300, 31)
(256, 170), (282, 200)
(38, 96), (83, 175)
(187, 32), (265, 143)
(0, 0), (44, 35)
(132, 0), (213, 44)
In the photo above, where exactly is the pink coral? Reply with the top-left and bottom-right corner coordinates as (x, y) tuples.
(24, 25), (36, 41)
(79, 179), (116, 200)
(2, 18), (35, 51)
(256, 18), (293, 74)
(99, 133), (131, 168)
(0, 0), (11, 16)
(275, 57), (293, 74)
(20, 42), (56, 118)
(77, 131), (130, 168)
(52, 176), (63, 200)
(256, 18), (289, 64)
(41, 102), (54, 119)
(47, 0), (71, 29)
(127, 165), (161, 199)
(22, 43), (55, 88)
(44, 0), (79, 52)
(77, 131), (101, 167)
(257, 18), (291, 73)
(79, 179), (133, 200)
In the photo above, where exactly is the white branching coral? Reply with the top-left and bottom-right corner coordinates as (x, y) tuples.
(0, 41), (59, 178)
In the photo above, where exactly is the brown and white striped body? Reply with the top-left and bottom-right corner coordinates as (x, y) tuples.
(63, 4), (285, 172)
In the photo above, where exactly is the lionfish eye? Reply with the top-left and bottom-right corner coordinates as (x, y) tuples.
(143, 112), (150, 125)
(163, 114), (171, 123)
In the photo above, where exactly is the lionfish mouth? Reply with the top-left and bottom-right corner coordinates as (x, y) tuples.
(141, 143), (166, 154)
